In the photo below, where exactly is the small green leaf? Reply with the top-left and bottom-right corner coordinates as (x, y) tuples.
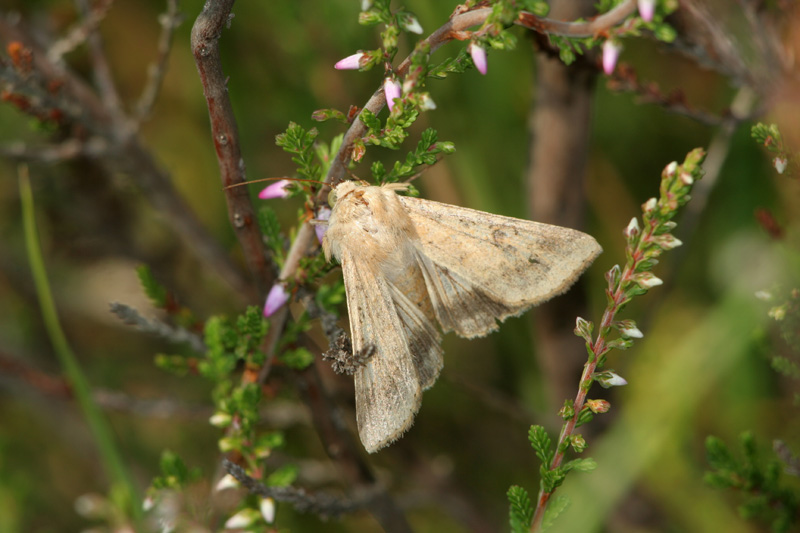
(136, 265), (168, 308)
(266, 464), (299, 487)
(280, 347), (315, 370)
(540, 494), (569, 531)
(528, 425), (554, 465)
(507, 485), (534, 533)
(564, 457), (597, 473)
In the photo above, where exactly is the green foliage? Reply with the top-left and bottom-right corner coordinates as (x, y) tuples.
(540, 495), (569, 531)
(279, 347), (314, 370)
(150, 450), (199, 491)
(752, 122), (795, 176)
(200, 307), (268, 379)
(258, 206), (286, 268)
(135, 264), (168, 308)
(266, 464), (299, 487)
(428, 48), (473, 79)
(751, 122), (783, 151)
(276, 122), (321, 181)
(154, 353), (194, 376)
(507, 485), (534, 533)
(316, 280), (346, 313)
(705, 433), (799, 533)
(529, 425), (554, 466)
(368, 128), (455, 184)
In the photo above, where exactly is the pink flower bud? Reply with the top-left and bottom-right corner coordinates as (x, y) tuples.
(334, 52), (364, 70)
(384, 77), (402, 112)
(315, 206), (331, 244)
(638, 0), (655, 22)
(258, 179), (291, 199)
(624, 217), (640, 238)
(263, 283), (289, 317)
(602, 40), (622, 75)
(468, 43), (487, 75)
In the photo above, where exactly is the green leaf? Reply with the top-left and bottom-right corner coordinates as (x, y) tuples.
(266, 464), (299, 487)
(507, 485), (534, 533)
(540, 494), (569, 531)
(564, 457), (597, 473)
(280, 347), (315, 370)
(136, 265), (168, 308)
(154, 354), (192, 376)
(528, 425), (554, 465)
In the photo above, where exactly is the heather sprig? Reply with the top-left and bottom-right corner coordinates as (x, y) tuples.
(705, 432), (799, 533)
(510, 148), (706, 532)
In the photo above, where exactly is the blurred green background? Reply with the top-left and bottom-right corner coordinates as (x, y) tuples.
(1, 1), (799, 531)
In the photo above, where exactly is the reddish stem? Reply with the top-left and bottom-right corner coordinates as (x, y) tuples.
(530, 235), (649, 531)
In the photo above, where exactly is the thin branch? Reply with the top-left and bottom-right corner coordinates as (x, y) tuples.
(74, 0), (126, 126)
(223, 458), (375, 519)
(516, 0), (637, 37)
(109, 302), (206, 354)
(606, 64), (731, 127)
(190, 0), (273, 298)
(0, 138), (108, 162)
(135, 0), (183, 123)
(47, 0), (113, 64)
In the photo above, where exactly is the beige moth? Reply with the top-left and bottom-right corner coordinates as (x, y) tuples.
(321, 180), (601, 453)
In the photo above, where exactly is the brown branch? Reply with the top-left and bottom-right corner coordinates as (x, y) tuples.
(190, 0), (272, 299)
(517, 0), (637, 36)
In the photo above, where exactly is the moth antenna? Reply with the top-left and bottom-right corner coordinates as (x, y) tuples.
(222, 176), (322, 190)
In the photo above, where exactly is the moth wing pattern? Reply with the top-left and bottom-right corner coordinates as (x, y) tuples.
(398, 195), (602, 338)
(338, 247), (441, 453)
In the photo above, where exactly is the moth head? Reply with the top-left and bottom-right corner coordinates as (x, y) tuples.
(328, 180), (360, 208)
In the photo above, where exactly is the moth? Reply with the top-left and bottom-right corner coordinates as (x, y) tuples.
(321, 181), (601, 453)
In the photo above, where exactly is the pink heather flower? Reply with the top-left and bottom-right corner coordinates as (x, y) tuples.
(334, 52), (364, 70)
(258, 179), (291, 199)
(638, 0), (655, 22)
(384, 77), (402, 111)
(468, 43), (487, 75)
(602, 40), (622, 75)
(315, 206), (331, 243)
(263, 283), (289, 317)
(774, 156), (788, 174)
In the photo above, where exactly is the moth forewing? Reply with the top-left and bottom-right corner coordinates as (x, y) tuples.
(398, 195), (602, 337)
(322, 181), (601, 452)
(323, 184), (444, 452)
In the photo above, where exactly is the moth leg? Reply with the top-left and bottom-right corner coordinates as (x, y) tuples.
(322, 333), (376, 375)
